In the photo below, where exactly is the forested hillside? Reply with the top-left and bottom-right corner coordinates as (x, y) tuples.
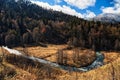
(0, 0), (120, 51)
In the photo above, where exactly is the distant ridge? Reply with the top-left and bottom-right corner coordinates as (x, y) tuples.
(92, 13), (120, 23)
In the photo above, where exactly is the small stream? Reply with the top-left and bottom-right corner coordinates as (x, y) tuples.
(2, 46), (104, 72)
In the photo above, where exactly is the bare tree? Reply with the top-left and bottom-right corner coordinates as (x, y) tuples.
(23, 32), (33, 44)
(5, 34), (16, 47)
(63, 53), (67, 65)
(114, 39), (120, 51)
(56, 49), (63, 64)
(72, 49), (80, 64)
(46, 63), (51, 78)
(0, 47), (5, 63)
(32, 27), (41, 43)
(56, 49), (68, 65)
(111, 63), (115, 80)
(22, 45), (29, 56)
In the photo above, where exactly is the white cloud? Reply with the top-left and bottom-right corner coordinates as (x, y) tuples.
(31, 0), (83, 18)
(83, 10), (96, 19)
(101, 0), (120, 14)
(102, 7), (120, 13)
(30, 0), (96, 19)
(64, 0), (96, 9)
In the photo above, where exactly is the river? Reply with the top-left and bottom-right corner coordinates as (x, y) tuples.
(2, 46), (104, 72)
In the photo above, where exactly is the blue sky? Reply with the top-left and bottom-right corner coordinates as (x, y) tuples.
(31, 0), (120, 18)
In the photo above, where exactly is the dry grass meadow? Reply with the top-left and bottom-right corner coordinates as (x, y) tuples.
(14, 45), (96, 67)
(0, 45), (120, 80)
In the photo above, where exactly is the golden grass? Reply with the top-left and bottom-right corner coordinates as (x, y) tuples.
(15, 44), (67, 57)
(3, 55), (120, 80)
(1, 45), (120, 80)
(14, 44), (120, 67)
(15, 45), (96, 67)
(0, 61), (37, 80)
(3, 53), (66, 80)
(58, 56), (120, 80)
(102, 51), (120, 64)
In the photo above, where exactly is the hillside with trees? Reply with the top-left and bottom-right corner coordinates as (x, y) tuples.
(0, 0), (120, 51)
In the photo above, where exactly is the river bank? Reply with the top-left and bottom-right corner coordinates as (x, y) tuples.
(2, 46), (104, 72)
(0, 45), (120, 80)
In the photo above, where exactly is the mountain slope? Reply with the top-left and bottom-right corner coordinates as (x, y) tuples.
(0, 0), (120, 51)
(93, 13), (120, 23)
(0, 0), (78, 22)
(0, 0), (80, 45)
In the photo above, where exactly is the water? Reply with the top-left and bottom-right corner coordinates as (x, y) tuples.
(2, 46), (104, 72)
(2, 46), (22, 55)
(79, 52), (104, 71)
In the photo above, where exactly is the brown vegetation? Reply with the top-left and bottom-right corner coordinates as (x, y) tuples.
(102, 51), (120, 64)
(56, 49), (96, 67)
(0, 52), (65, 80)
(58, 56), (120, 80)
(0, 46), (120, 80)
(1, 0), (120, 52)
(15, 45), (96, 67)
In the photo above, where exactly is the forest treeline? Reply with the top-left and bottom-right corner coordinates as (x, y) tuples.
(0, 0), (120, 51)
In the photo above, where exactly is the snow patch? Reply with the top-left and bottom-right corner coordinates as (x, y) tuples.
(2, 46), (22, 55)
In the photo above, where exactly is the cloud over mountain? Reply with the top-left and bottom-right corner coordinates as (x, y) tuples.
(64, 0), (96, 9)
(83, 10), (96, 19)
(31, 0), (96, 18)
(31, 0), (84, 18)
